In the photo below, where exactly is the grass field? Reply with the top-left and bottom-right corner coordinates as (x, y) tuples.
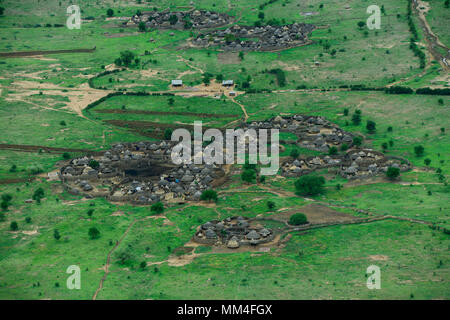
(0, 0), (448, 300)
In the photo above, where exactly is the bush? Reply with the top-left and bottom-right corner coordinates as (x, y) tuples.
(164, 128), (173, 140)
(151, 202), (164, 214)
(353, 136), (363, 146)
(10, 221), (18, 231)
(106, 9), (114, 17)
(414, 145), (424, 157)
(200, 190), (218, 202)
(290, 148), (300, 159)
(32, 187), (44, 202)
(329, 146), (338, 155)
(54, 229), (61, 240)
(294, 175), (325, 196)
(386, 167), (400, 180)
(62, 152), (70, 160)
(241, 169), (256, 183)
(424, 158), (431, 166)
(289, 213), (308, 225)
(366, 120), (376, 134)
(351, 112), (361, 125)
(88, 227), (100, 240)
(267, 201), (276, 210)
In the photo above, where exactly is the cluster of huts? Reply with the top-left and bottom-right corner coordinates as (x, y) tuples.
(193, 216), (274, 248)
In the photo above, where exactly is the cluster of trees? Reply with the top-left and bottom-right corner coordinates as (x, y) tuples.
(241, 163), (258, 183)
(267, 68), (286, 87)
(294, 175), (325, 196)
(1, 194), (12, 211)
(385, 86), (414, 94)
(115, 50), (139, 67)
(406, 1), (426, 68)
(32, 187), (45, 204)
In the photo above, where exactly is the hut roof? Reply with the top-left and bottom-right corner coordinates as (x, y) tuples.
(246, 230), (260, 240)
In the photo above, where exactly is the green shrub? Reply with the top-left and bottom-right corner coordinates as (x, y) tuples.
(289, 213), (308, 225)
(151, 202), (164, 214)
(294, 175), (325, 196)
(200, 190), (218, 202)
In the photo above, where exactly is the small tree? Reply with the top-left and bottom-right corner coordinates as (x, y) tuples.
(169, 14), (178, 25)
(241, 169), (256, 183)
(106, 9), (114, 17)
(0, 7), (4, 16)
(88, 227), (100, 240)
(89, 159), (100, 169)
(164, 128), (173, 140)
(414, 145), (425, 157)
(352, 112), (361, 125)
(200, 190), (218, 202)
(357, 21), (365, 29)
(290, 148), (300, 159)
(62, 152), (70, 160)
(329, 146), (338, 155)
(366, 120), (376, 134)
(54, 229), (61, 240)
(239, 52), (244, 60)
(353, 136), (363, 146)
(168, 97), (175, 105)
(386, 167), (400, 180)
(267, 201), (276, 211)
(10, 221), (18, 231)
(294, 175), (325, 196)
(289, 213), (308, 225)
(138, 21), (146, 32)
(424, 158), (431, 166)
(151, 202), (164, 214)
(87, 209), (94, 217)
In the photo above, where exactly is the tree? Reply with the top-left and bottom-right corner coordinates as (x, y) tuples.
(164, 128), (173, 140)
(88, 227), (100, 240)
(138, 21), (146, 32)
(151, 202), (164, 214)
(117, 50), (136, 67)
(329, 146), (338, 155)
(200, 190), (218, 202)
(386, 167), (400, 180)
(169, 14), (178, 25)
(168, 97), (174, 105)
(258, 12), (265, 20)
(267, 201), (276, 210)
(366, 120), (376, 134)
(1, 201), (8, 211)
(289, 213), (308, 225)
(294, 175), (325, 196)
(353, 136), (363, 146)
(216, 74), (224, 81)
(10, 221), (18, 231)
(241, 169), (256, 183)
(87, 209), (94, 217)
(89, 159), (99, 169)
(414, 145), (424, 157)
(343, 108), (349, 116)
(32, 187), (45, 202)
(352, 112), (361, 125)
(62, 152), (70, 160)
(106, 9), (114, 17)
(357, 21), (365, 29)
(54, 229), (61, 240)
(424, 158), (431, 166)
(290, 148), (300, 159)
(239, 52), (244, 60)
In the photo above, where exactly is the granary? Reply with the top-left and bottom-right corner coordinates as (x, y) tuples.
(171, 79), (183, 87)
(222, 80), (234, 87)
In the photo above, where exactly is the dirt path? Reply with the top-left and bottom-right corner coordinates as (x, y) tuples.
(92, 219), (137, 300)
(230, 97), (249, 122)
(413, 0), (450, 71)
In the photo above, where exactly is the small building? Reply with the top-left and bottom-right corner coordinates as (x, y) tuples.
(171, 79), (183, 87)
(229, 91), (236, 96)
(222, 80), (234, 87)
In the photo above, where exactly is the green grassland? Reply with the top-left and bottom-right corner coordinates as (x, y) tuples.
(0, 0), (449, 300)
